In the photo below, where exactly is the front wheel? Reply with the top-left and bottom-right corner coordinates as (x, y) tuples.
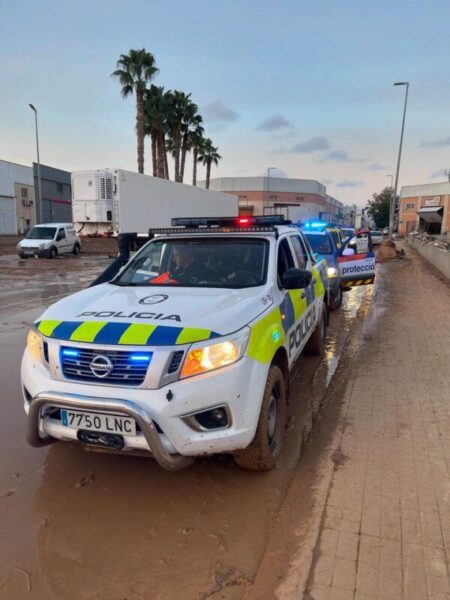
(304, 306), (326, 355)
(233, 364), (286, 471)
(49, 247), (58, 259)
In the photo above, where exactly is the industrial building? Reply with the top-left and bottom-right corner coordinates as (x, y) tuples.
(398, 181), (450, 236)
(0, 159), (72, 234)
(202, 176), (345, 224)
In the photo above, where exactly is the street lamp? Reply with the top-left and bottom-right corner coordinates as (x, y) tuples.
(389, 82), (409, 236)
(266, 167), (276, 213)
(29, 104), (43, 223)
(386, 174), (393, 188)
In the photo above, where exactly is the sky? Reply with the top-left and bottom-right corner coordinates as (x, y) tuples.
(1, 0), (450, 207)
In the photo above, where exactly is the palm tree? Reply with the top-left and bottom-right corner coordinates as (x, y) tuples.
(191, 125), (205, 186)
(197, 139), (222, 189)
(180, 106), (201, 183)
(144, 85), (171, 178)
(112, 49), (159, 174)
(166, 91), (193, 182)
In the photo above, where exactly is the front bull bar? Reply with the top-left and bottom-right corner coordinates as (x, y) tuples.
(27, 391), (194, 471)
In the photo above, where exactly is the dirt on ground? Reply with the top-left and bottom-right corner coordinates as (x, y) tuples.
(0, 250), (376, 599)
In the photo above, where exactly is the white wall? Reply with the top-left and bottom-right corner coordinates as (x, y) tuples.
(0, 160), (34, 197)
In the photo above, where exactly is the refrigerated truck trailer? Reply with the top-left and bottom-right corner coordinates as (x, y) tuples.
(71, 169), (238, 236)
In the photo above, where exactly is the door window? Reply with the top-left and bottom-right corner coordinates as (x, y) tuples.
(277, 238), (295, 286)
(57, 228), (66, 241)
(289, 235), (307, 270)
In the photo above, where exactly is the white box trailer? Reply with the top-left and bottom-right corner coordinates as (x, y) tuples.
(71, 169), (238, 235)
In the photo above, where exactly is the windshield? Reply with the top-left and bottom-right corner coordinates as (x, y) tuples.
(304, 234), (333, 255)
(114, 237), (269, 288)
(341, 229), (354, 238)
(26, 226), (56, 240)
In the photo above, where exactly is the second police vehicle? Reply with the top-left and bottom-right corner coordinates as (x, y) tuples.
(21, 216), (375, 471)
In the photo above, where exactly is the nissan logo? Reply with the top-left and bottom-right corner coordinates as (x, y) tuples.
(139, 294), (169, 305)
(90, 354), (113, 378)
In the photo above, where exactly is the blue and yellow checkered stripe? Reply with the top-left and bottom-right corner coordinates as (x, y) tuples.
(35, 320), (220, 346)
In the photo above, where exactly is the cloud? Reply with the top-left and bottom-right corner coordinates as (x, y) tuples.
(420, 136), (450, 148)
(430, 168), (448, 179)
(256, 115), (293, 132)
(203, 99), (238, 125)
(336, 179), (364, 188)
(290, 136), (330, 153)
(367, 163), (387, 171)
(320, 149), (365, 163)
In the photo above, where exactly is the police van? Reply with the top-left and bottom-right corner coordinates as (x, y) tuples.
(21, 216), (373, 471)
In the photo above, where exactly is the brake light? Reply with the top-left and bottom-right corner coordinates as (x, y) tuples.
(237, 217), (250, 225)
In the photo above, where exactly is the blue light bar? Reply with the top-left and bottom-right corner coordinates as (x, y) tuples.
(62, 348), (80, 357)
(130, 354), (152, 362)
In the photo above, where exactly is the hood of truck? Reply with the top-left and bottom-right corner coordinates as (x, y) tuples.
(19, 239), (51, 248)
(35, 282), (275, 346)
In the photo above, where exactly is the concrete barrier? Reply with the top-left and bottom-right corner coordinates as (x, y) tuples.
(407, 237), (450, 279)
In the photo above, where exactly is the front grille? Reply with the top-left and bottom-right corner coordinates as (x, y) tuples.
(60, 346), (152, 386)
(168, 350), (184, 374)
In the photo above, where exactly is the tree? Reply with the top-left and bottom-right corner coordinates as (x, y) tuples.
(366, 186), (393, 228)
(144, 85), (171, 178)
(191, 124), (205, 186)
(197, 139), (222, 189)
(112, 49), (159, 174)
(180, 106), (202, 183)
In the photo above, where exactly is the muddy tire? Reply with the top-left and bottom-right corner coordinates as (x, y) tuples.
(49, 247), (57, 259)
(233, 365), (286, 471)
(330, 285), (342, 311)
(304, 306), (326, 355)
(73, 243), (81, 256)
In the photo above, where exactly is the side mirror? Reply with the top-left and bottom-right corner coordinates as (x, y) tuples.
(342, 248), (355, 256)
(282, 268), (312, 289)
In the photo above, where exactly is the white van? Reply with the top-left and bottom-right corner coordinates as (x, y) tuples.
(17, 223), (81, 259)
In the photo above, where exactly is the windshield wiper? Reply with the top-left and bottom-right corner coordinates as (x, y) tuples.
(111, 280), (145, 287)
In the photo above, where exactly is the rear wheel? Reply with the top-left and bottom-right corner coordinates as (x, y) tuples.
(304, 306), (326, 355)
(73, 243), (81, 255)
(49, 247), (57, 259)
(330, 285), (343, 311)
(233, 365), (286, 471)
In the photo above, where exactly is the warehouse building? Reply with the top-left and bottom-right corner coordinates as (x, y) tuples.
(398, 181), (450, 236)
(203, 176), (344, 223)
(0, 160), (36, 234)
(34, 163), (72, 223)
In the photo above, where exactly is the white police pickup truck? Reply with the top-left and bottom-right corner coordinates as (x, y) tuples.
(21, 216), (368, 471)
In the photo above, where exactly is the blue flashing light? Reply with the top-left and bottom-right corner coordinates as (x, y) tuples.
(303, 221), (328, 229)
(130, 354), (152, 362)
(62, 348), (80, 357)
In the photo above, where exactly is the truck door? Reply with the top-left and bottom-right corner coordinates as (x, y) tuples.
(337, 229), (376, 290)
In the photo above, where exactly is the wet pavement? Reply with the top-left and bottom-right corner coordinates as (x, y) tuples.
(0, 252), (372, 599)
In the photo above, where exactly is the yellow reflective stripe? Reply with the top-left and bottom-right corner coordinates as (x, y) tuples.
(70, 321), (107, 342)
(247, 307), (285, 364)
(312, 267), (325, 297)
(37, 320), (62, 337)
(118, 323), (157, 345)
(176, 327), (211, 345)
(288, 289), (307, 321)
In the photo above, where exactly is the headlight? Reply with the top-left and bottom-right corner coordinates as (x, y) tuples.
(27, 329), (43, 363)
(180, 328), (249, 379)
(327, 266), (337, 278)
(39, 243), (46, 250)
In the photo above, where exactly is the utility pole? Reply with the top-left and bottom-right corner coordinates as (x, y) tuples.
(389, 82), (409, 236)
(29, 104), (43, 223)
(266, 167), (276, 214)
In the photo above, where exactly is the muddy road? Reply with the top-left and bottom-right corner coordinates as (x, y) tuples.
(0, 253), (372, 599)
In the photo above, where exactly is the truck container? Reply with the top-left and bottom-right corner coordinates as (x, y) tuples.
(71, 169), (238, 235)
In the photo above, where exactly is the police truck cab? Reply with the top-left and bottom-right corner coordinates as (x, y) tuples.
(22, 216), (340, 471)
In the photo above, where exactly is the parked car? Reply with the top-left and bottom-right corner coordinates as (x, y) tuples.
(302, 226), (343, 310)
(340, 227), (356, 240)
(17, 223), (81, 259)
